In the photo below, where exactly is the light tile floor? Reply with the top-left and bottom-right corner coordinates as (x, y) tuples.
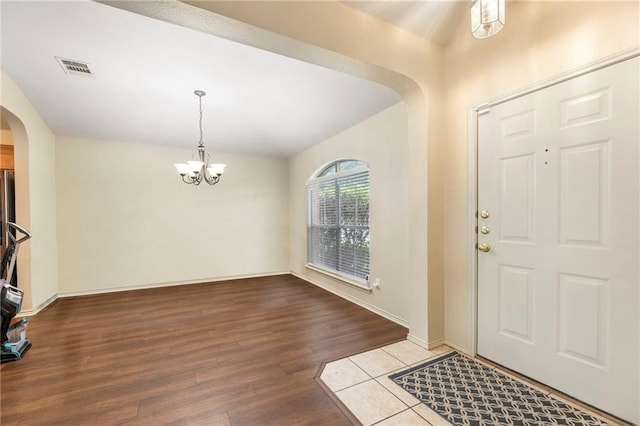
(319, 340), (618, 426)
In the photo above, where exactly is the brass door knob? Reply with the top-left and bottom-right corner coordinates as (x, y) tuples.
(480, 210), (490, 219)
(478, 243), (491, 252)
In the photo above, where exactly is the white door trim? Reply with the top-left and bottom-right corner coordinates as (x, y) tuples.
(466, 46), (640, 356)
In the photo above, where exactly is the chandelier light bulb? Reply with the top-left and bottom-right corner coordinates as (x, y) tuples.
(174, 163), (190, 176)
(208, 163), (227, 176)
(187, 160), (204, 173)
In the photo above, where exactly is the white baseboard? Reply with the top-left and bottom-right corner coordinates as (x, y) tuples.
(407, 333), (428, 349)
(407, 334), (446, 351)
(19, 292), (58, 317)
(444, 340), (473, 356)
(290, 271), (409, 329)
(427, 337), (446, 350)
(57, 271), (290, 298)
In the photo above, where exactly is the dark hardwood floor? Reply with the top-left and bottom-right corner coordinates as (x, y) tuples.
(1, 274), (407, 425)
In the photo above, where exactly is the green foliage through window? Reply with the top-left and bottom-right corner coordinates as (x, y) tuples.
(307, 160), (369, 281)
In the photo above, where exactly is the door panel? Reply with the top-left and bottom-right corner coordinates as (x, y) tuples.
(498, 265), (535, 343)
(477, 56), (639, 423)
(500, 154), (535, 242)
(557, 273), (609, 368)
(559, 142), (609, 246)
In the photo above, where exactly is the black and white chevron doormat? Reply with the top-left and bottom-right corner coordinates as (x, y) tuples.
(389, 352), (608, 425)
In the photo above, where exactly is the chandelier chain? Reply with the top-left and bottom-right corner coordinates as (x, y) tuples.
(198, 92), (204, 146)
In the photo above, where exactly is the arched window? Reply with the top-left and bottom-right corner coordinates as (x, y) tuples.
(307, 159), (369, 283)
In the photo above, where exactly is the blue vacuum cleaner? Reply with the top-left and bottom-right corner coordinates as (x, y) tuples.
(1, 222), (32, 363)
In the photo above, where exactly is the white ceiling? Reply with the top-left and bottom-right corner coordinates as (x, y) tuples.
(0, 1), (467, 157)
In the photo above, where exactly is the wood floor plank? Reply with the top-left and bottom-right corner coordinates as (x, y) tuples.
(0, 274), (407, 425)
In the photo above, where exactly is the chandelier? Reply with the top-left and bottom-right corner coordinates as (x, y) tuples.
(470, 0), (505, 39)
(174, 90), (226, 185)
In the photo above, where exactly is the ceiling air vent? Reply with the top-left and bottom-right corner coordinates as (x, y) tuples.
(55, 57), (94, 78)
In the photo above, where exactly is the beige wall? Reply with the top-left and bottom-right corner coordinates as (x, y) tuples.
(1, 71), (58, 312)
(56, 136), (289, 294)
(443, 1), (640, 350)
(289, 103), (412, 327)
(1, 115), (14, 145)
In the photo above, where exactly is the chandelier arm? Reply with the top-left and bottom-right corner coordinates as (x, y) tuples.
(203, 174), (220, 185)
(193, 148), (211, 165)
(181, 175), (194, 184)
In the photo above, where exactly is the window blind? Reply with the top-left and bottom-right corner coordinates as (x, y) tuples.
(307, 167), (369, 281)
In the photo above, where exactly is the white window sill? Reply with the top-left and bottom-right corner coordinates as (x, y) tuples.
(305, 264), (372, 293)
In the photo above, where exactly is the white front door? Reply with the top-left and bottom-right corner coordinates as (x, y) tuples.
(477, 56), (639, 423)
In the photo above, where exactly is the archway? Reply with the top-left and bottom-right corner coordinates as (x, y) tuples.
(1, 107), (33, 311)
(100, 0), (443, 347)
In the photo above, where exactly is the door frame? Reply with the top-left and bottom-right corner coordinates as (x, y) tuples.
(466, 46), (640, 356)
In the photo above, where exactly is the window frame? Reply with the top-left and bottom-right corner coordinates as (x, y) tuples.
(306, 159), (371, 291)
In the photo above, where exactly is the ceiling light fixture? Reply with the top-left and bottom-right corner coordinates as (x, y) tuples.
(470, 0), (505, 39)
(174, 90), (226, 186)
